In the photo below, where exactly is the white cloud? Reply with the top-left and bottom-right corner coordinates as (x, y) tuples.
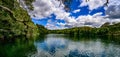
(73, 9), (81, 13)
(108, 0), (120, 6)
(92, 12), (103, 17)
(75, 15), (109, 27)
(26, 0), (120, 29)
(45, 20), (57, 29)
(56, 12), (120, 29)
(63, 13), (108, 28)
(54, 9), (70, 20)
(30, 0), (72, 20)
(30, 0), (63, 19)
(45, 20), (67, 30)
(80, 0), (106, 10)
(106, 5), (120, 19)
(45, 20), (57, 30)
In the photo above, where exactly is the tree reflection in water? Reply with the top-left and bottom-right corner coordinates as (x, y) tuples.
(31, 34), (120, 57)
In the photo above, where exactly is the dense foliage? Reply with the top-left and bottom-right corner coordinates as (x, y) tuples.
(0, 0), (39, 41)
(47, 22), (120, 43)
(36, 24), (48, 35)
(49, 22), (120, 37)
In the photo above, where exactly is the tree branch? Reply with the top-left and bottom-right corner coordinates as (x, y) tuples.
(0, 5), (13, 14)
(0, 5), (34, 29)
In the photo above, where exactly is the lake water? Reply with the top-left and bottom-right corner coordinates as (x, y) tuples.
(0, 34), (120, 57)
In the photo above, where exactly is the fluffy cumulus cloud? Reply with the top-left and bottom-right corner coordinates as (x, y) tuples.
(29, 0), (120, 29)
(80, 0), (106, 10)
(30, 0), (58, 19)
(80, 0), (120, 19)
(105, 0), (120, 19)
(45, 20), (68, 30)
(64, 13), (109, 28)
(45, 20), (58, 30)
(30, 0), (71, 20)
(106, 5), (120, 19)
(108, 0), (120, 6)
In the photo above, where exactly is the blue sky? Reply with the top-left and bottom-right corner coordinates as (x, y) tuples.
(32, 0), (105, 25)
(30, 0), (120, 29)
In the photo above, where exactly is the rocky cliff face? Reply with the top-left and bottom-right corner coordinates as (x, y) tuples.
(0, 0), (39, 40)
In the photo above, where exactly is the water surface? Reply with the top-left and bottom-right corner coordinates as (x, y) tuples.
(0, 34), (120, 57)
(31, 34), (120, 57)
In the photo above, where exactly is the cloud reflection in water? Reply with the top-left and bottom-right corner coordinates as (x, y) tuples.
(30, 34), (120, 57)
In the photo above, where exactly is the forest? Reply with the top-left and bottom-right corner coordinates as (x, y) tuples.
(0, 0), (120, 42)
(47, 22), (120, 42)
(49, 22), (120, 36)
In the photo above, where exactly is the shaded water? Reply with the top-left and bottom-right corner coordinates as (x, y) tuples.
(0, 34), (120, 57)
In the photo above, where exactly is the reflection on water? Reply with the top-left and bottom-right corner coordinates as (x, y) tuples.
(30, 34), (120, 57)
(35, 38), (68, 55)
(0, 34), (120, 57)
(0, 39), (36, 57)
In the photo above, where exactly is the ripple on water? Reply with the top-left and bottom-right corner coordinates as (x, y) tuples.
(29, 34), (120, 57)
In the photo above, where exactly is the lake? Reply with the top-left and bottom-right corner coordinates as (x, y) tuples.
(0, 34), (120, 57)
